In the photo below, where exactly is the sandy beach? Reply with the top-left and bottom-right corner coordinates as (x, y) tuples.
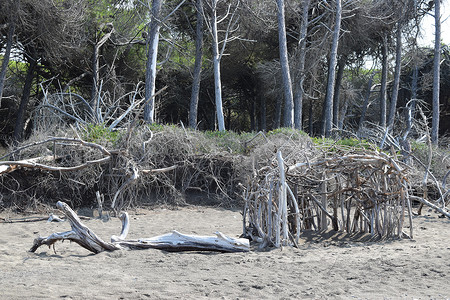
(1, 205), (449, 299)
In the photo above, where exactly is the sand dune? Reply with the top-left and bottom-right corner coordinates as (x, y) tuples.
(1, 206), (449, 299)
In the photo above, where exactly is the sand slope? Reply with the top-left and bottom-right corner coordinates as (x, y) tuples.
(1, 206), (449, 299)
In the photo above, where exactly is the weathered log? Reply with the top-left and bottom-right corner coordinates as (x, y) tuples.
(29, 201), (249, 254)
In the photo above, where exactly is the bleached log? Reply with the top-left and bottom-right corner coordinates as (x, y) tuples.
(29, 201), (249, 254)
(410, 196), (450, 218)
(119, 231), (250, 252)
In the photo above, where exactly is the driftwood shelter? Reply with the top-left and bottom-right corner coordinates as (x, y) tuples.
(242, 150), (417, 247)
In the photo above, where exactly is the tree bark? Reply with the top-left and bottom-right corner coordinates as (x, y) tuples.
(431, 0), (441, 144)
(293, 0), (310, 130)
(276, 0), (294, 128)
(387, 22), (403, 131)
(322, 0), (341, 137)
(189, 0), (204, 129)
(211, 0), (226, 132)
(379, 34), (388, 128)
(144, 0), (163, 124)
(13, 52), (38, 143)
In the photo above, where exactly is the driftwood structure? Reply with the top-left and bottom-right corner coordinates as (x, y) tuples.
(243, 151), (414, 247)
(29, 201), (249, 253)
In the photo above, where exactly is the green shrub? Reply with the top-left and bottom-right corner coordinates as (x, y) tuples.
(82, 123), (121, 144)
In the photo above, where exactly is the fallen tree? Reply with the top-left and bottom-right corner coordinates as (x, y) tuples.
(29, 201), (250, 253)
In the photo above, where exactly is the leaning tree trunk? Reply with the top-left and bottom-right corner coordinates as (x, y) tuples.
(387, 22), (403, 131)
(13, 52), (37, 144)
(276, 0), (294, 128)
(379, 34), (388, 128)
(293, 0), (310, 130)
(0, 21), (15, 104)
(431, 0), (441, 144)
(144, 0), (163, 124)
(211, 0), (226, 132)
(189, 0), (204, 129)
(322, 0), (341, 137)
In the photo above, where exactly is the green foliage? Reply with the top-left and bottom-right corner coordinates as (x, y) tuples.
(312, 137), (378, 152)
(203, 130), (254, 154)
(148, 123), (178, 132)
(267, 127), (308, 139)
(82, 124), (121, 144)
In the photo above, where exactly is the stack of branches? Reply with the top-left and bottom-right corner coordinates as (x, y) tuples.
(243, 150), (413, 248)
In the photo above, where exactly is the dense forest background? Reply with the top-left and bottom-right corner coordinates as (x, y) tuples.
(0, 0), (449, 145)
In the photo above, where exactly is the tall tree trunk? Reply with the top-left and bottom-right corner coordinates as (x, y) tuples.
(387, 22), (402, 130)
(322, 0), (341, 137)
(211, 0), (225, 131)
(276, 0), (294, 128)
(293, 0), (310, 130)
(431, 0), (441, 144)
(0, 22), (15, 104)
(144, 0), (163, 124)
(332, 55), (346, 128)
(13, 53), (37, 143)
(189, 0), (204, 129)
(379, 34), (388, 128)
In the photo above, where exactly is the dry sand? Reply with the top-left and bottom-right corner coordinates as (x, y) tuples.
(1, 206), (449, 299)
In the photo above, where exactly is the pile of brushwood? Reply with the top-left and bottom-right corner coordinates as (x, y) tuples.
(0, 124), (255, 213)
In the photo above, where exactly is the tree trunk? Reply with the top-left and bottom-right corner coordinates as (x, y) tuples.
(211, 0), (226, 132)
(0, 21), (15, 104)
(387, 22), (402, 131)
(276, 0), (294, 128)
(431, 0), (441, 144)
(144, 0), (163, 124)
(332, 55), (346, 129)
(379, 34), (388, 128)
(322, 0), (341, 137)
(13, 52), (37, 143)
(293, 0), (310, 130)
(189, 0), (204, 129)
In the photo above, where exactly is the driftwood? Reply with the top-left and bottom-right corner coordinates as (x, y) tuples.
(243, 150), (414, 248)
(29, 201), (249, 254)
